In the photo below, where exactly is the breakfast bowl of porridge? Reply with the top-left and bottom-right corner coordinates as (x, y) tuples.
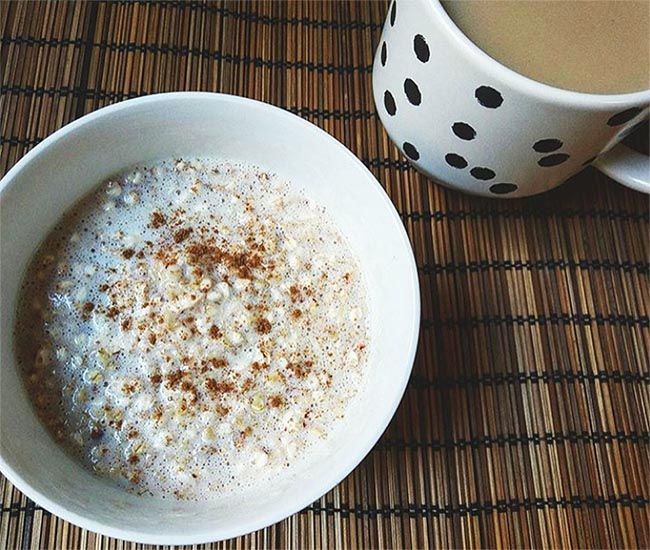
(0, 93), (419, 544)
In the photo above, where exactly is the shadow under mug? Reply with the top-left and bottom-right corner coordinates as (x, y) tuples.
(372, 0), (650, 198)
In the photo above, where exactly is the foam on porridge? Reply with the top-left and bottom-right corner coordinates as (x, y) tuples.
(15, 158), (369, 500)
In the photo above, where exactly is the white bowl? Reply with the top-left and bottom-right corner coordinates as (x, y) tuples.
(0, 93), (420, 544)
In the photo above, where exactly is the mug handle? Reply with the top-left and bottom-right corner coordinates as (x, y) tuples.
(594, 143), (650, 194)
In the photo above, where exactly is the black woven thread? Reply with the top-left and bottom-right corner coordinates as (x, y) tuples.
(0, 84), (134, 99)
(0, 37), (373, 73)
(421, 314), (649, 329)
(363, 157), (413, 171)
(408, 370), (650, 389)
(0, 36), (86, 47)
(0, 136), (43, 147)
(20, 498), (36, 545)
(419, 259), (649, 275)
(402, 209), (650, 223)
(75, 2), (98, 121)
(0, 502), (49, 518)
(3, 495), (647, 518)
(103, 0), (384, 31)
(288, 107), (375, 120)
(307, 495), (649, 518)
(0, 84), (378, 121)
(378, 431), (650, 450)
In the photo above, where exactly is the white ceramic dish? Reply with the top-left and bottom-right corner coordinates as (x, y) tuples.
(0, 93), (420, 544)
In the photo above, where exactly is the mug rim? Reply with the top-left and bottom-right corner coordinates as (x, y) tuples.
(0, 92), (421, 544)
(429, 0), (650, 107)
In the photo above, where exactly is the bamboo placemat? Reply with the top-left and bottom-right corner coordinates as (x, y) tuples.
(1, 1), (649, 548)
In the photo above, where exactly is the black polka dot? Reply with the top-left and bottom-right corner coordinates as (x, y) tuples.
(404, 78), (422, 105)
(384, 90), (396, 116)
(538, 153), (570, 167)
(445, 153), (467, 169)
(452, 122), (476, 141)
(390, 1), (397, 26)
(403, 142), (420, 160)
(490, 183), (518, 195)
(475, 86), (503, 108)
(607, 107), (642, 127)
(470, 167), (496, 180)
(380, 42), (387, 66)
(533, 138), (563, 153)
(413, 34), (430, 62)
(582, 156), (597, 166)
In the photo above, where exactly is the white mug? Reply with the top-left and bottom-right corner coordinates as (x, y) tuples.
(372, 0), (650, 198)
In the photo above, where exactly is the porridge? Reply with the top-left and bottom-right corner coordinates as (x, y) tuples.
(15, 158), (369, 500)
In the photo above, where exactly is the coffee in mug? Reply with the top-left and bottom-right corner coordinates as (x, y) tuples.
(441, 0), (649, 95)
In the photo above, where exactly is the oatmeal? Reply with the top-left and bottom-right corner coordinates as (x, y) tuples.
(15, 158), (369, 499)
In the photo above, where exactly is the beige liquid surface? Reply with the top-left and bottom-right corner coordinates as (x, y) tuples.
(441, 0), (650, 94)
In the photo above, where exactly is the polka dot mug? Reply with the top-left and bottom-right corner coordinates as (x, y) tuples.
(372, 0), (650, 198)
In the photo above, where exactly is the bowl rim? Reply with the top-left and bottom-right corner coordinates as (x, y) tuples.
(0, 92), (421, 544)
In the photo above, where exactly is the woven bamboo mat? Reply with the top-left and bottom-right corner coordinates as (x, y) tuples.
(1, 1), (649, 548)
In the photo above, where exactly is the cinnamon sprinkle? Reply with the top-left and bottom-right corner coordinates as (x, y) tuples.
(251, 361), (268, 372)
(268, 395), (284, 408)
(173, 227), (193, 243)
(165, 369), (186, 389)
(17, 158), (369, 497)
(106, 306), (119, 319)
(207, 358), (228, 369)
(289, 285), (301, 302)
(286, 360), (313, 379)
(180, 380), (199, 403)
(204, 378), (234, 398)
(215, 404), (230, 416)
(255, 317), (272, 334)
(150, 211), (166, 228)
